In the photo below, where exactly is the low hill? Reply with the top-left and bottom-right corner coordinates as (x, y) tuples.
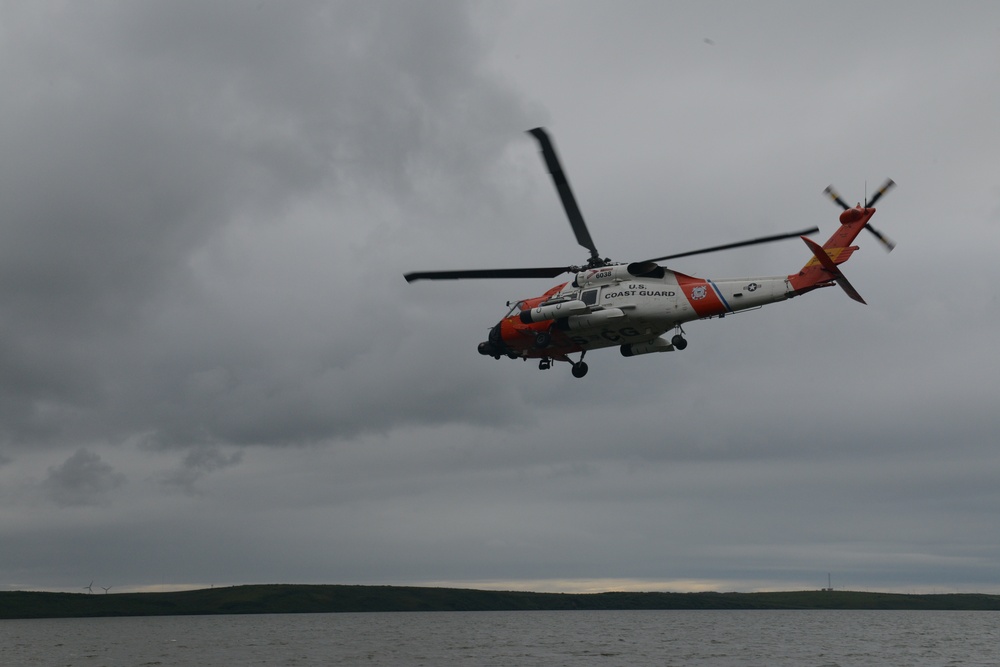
(3, 585), (1000, 619)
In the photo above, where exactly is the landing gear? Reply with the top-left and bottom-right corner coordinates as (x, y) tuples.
(538, 353), (588, 378)
(671, 325), (688, 350)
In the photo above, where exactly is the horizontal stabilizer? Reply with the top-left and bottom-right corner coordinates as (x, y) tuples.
(801, 236), (866, 304)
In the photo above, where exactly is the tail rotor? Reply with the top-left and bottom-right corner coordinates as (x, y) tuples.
(823, 180), (896, 252)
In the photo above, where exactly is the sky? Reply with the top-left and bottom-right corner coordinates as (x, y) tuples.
(2, 1), (1000, 595)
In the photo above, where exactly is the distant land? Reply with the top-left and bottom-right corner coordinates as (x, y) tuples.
(4, 585), (1000, 619)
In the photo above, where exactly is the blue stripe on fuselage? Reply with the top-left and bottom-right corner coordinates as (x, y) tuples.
(708, 280), (733, 313)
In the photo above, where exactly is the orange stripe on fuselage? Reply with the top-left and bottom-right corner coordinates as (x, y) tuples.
(675, 272), (728, 318)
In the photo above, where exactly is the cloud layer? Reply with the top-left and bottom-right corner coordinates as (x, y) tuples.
(2, 1), (1000, 594)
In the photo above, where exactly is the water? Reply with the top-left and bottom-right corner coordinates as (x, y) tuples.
(3, 610), (999, 666)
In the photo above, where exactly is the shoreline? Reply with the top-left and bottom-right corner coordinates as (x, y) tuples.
(5, 584), (1000, 619)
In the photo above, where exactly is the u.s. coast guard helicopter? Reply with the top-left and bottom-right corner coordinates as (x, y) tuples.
(405, 128), (894, 378)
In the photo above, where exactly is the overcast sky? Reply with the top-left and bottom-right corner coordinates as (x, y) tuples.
(3, 1), (1000, 595)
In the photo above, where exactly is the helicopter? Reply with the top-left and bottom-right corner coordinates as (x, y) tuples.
(405, 128), (894, 378)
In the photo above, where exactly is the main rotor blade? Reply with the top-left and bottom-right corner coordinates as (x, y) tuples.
(528, 128), (600, 262)
(823, 185), (851, 210)
(404, 266), (572, 282)
(865, 178), (895, 207)
(640, 227), (820, 264)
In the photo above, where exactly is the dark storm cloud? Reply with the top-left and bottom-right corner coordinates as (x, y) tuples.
(160, 444), (244, 493)
(0, 1), (533, 451)
(43, 448), (126, 507)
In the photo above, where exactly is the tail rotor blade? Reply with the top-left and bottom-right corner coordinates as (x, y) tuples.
(865, 224), (896, 252)
(823, 185), (851, 210)
(528, 128), (601, 263)
(865, 178), (896, 207)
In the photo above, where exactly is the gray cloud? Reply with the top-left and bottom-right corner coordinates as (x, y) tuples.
(1, 1), (534, 451)
(43, 449), (126, 507)
(160, 444), (244, 493)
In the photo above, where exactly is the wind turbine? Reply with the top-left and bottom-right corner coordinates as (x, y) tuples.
(84, 581), (93, 594)
(101, 585), (112, 594)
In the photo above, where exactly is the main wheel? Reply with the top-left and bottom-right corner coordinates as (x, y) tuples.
(671, 334), (688, 350)
(571, 361), (589, 378)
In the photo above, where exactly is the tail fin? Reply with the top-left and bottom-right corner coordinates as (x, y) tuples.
(788, 206), (876, 304)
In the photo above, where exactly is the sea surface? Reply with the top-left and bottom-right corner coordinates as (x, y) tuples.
(3, 609), (999, 666)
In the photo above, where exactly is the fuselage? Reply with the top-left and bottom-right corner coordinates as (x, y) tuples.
(481, 263), (797, 361)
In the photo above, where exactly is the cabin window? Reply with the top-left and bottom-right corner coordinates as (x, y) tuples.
(580, 288), (599, 306)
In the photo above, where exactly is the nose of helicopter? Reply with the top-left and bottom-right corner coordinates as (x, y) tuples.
(478, 321), (507, 358)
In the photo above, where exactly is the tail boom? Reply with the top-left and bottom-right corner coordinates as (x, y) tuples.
(787, 206), (876, 303)
(799, 235), (866, 304)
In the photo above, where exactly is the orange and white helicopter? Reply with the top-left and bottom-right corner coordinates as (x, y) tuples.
(405, 128), (894, 378)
